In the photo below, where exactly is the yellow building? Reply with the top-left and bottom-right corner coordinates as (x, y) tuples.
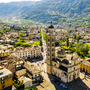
(0, 50), (10, 57)
(81, 60), (90, 74)
(0, 69), (13, 90)
(0, 50), (10, 60)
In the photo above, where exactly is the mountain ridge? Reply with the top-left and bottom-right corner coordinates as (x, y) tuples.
(22, 0), (90, 27)
(0, 0), (90, 27)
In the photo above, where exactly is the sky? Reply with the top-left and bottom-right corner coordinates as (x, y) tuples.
(0, 0), (41, 3)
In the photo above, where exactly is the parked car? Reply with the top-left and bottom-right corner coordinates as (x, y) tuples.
(63, 85), (67, 88)
(61, 84), (67, 88)
(60, 83), (64, 86)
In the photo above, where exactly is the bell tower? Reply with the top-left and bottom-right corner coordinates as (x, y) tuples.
(47, 22), (55, 74)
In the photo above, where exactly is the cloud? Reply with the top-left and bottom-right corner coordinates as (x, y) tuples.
(0, 0), (41, 3)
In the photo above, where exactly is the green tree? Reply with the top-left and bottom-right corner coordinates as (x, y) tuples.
(15, 42), (22, 47)
(55, 41), (59, 46)
(66, 36), (69, 47)
(74, 35), (76, 39)
(39, 29), (42, 46)
(25, 86), (38, 90)
(76, 42), (89, 56)
(19, 33), (23, 39)
(77, 37), (80, 43)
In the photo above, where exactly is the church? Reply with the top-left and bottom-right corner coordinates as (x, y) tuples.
(47, 22), (81, 83)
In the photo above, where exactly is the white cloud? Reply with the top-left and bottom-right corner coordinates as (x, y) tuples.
(0, 0), (41, 3)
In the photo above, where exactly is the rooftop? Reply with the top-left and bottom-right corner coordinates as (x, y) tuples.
(0, 69), (12, 78)
(16, 69), (26, 77)
(23, 62), (41, 75)
(18, 76), (32, 84)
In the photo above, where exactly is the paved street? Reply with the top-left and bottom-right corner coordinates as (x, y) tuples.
(42, 31), (47, 60)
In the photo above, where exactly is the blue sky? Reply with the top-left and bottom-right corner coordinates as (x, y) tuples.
(0, 0), (41, 3)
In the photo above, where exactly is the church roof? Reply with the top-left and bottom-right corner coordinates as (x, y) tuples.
(48, 22), (54, 28)
(57, 48), (66, 55)
(59, 65), (67, 72)
(62, 59), (69, 65)
(52, 58), (61, 63)
(49, 25), (54, 28)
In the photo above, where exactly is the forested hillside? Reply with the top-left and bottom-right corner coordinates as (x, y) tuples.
(0, 1), (43, 18)
(22, 0), (90, 27)
(0, 0), (90, 27)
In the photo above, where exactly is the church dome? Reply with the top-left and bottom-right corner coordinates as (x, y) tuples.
(57, 48), (66, 58)
(49, 25), (54, 28)
(62, 59), (69, 65)
(57, 48), (66, 55)
(48, 22), (54, 28)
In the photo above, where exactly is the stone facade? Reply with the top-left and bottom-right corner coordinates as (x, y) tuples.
(47, 23), (81, 83)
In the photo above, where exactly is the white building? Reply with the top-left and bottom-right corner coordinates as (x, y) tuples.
(18, 76), (32, 89)
(15, 45), (42, 60)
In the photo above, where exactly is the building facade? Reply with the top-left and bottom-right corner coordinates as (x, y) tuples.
(23, 62), (43, 84)
(0, 69), (13, 90)
(0, 50), (10, 60)
(15, 45), (42, 60)
(47, 23), (81, 83)
(81, 60), (90, 74)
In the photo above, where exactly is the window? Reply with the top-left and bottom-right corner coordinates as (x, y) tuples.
(69, 75), (71, 80)
(52, 39), (54, 41)
(54, 64), (56, 66)
(52, 54), (54, 56)
(38, 73), (40, 76)
(48, 48), (50, 51)
(48, 44), (50, 46)
(35, 74), (37, 77)
(1, 81), (5, 84)
(2, 85), (5, 88)
(48, 39), (50, 41)
(52, 44), (54, 46)
(52, 48), (54, 51)
(1, 78), (4, 81)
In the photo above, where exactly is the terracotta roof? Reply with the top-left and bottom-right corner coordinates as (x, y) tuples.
(16, 69), (26, 76)
(23, 62), (40, 75)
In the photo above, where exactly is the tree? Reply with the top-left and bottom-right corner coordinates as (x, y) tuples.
(25, 86), (38, 90)
(15, 42), (22, 47)
(66, 36), (69, 47)
(76, 42), (89, 55)
(21, 43), (31, 47)
(39, 29), (42, 46)
(55, 41), (59, 46)
(76, 36), (81, 43)
(19, 33), (23, 39)
(74, 35), (76, 39)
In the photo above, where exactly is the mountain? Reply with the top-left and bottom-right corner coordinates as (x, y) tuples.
(0, 0), (90, 27)
(0, 1), (44, 18)
(22, 0), (90, 27)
